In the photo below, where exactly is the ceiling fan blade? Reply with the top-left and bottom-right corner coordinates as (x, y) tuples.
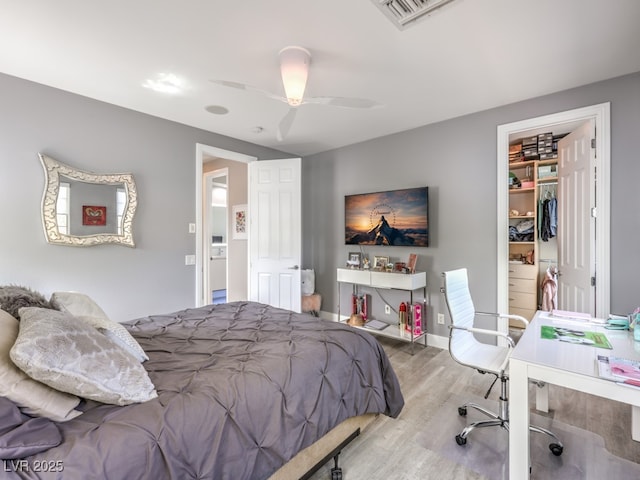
(276, 108), (298, 142)
(303, 96), (383, 109)
(210, 79), (286, 103)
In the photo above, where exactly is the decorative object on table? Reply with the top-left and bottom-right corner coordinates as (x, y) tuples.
(605, 316), (630, 330)
(398, 302), (407, 331)
(373, 256), (389, 270)
(231, 204), (247, 240)
(347, 252), (362, 268)
(344, 186), (429, 247)
(362, 257), (370, 269)
(394, 262), (406, 272)
(407, 253), (417, 273)
(347, 313), (365, 327)
(385, 263), (394, 272)
(406, 303), (422, 336)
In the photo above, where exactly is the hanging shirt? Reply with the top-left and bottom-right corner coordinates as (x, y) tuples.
(549, 197), (557, 238)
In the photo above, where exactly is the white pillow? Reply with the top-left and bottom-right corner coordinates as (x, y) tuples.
(50, 291), (149, 362)
(0, 309), (81, 422)
(11, 308), (157, 406)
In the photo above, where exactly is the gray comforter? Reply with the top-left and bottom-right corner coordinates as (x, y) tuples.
(9, 302), (404, 479)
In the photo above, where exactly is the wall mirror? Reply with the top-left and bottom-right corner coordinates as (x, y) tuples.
(39, 153), (137, 247)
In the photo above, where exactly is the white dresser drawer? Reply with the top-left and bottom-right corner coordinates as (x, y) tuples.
(509, 290), (537, 310)
(508, 263), (538, 280)
(508, 277), (537, 293)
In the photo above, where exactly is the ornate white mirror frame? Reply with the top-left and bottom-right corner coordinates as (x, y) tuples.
(40, 153), (137, 247)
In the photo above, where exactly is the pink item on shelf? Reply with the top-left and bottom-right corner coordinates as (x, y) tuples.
(406, 303), (422, 336)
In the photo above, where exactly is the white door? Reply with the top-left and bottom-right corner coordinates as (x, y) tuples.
(557, 120), (595, 314)
(248, 158), (302, 312)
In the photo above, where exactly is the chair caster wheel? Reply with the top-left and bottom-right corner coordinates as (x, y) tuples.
(549, 443), (563, 456)
(458, 406), (467, 416)
(331, 467), (343, 480)
(455, 434), (467, 446)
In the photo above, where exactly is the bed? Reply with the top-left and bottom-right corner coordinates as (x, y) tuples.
(0, 300), (404, 479)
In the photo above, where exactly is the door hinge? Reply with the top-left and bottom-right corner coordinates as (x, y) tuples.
(591, 207), (597, 218)
(591, 276), (596, 287)
(591, 138), (596, 149)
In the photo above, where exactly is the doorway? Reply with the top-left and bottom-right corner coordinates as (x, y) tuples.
(195, 144), (256, 307)
(205, 168), (228, 304)
(496, 103), (611, 335)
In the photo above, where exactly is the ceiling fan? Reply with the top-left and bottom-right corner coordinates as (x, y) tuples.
(211, 46), (382, 141)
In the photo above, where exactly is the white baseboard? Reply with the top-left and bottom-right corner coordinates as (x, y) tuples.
(318, 310), (448, 351)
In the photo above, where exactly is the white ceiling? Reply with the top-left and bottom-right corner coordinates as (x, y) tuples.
(1, 1), (639, 157)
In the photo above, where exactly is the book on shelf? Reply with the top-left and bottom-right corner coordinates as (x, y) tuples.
(364, 319), (389, 331)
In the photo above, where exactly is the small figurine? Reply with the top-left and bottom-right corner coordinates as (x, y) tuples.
(362, 257), (370, 269)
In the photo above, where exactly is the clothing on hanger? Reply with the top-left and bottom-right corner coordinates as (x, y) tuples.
(540, 265), (558, 311)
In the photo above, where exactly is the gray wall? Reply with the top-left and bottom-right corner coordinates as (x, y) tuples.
(2, 70), (639, 329)
(303, 71), (640, 337)
(0, 73), (287, 321)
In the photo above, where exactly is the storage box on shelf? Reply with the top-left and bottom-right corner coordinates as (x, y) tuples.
(336, 268), (427, 353)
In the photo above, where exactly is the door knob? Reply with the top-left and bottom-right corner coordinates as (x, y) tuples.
(288, 265), (300, 270)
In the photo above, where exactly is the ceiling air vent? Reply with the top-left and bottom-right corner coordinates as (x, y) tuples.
(371, 0), (458, 30)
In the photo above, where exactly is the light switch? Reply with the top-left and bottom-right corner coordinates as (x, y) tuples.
(185, 255), (196, 265)
(188, 223), (196, 234)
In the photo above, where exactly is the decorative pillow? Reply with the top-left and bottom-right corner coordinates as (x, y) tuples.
(11, 308), (157, 406)
(0, 285), (52, 319)
(0, 396), (62, 459)
(0, 309), (82, 422)
(50, 291), (149, 362)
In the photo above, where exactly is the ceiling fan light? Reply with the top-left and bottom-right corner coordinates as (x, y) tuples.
(279, 46), (311, 107)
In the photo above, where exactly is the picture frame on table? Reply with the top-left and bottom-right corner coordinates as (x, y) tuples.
(407, 253), (417, 273)
(348, 252), (362, 268)
(373, 256), (389, 270)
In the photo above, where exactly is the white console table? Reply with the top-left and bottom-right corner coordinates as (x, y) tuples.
(336, 267), (427, 353)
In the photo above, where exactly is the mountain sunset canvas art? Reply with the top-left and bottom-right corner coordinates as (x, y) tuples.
(345, 187), (429, 246)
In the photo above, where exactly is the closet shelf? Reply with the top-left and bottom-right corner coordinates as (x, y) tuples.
(510, 215), (534, 219)
(509, 187), (535, 194)
(538, 177), (558, 184)
(509, 241), (535, 245)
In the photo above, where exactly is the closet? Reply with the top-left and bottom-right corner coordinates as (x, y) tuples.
(498, 103), (610, 327)
(508, 134), (561, 323)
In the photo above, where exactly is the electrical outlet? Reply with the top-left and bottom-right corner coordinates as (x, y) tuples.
(437, 313), (445, 325)
(385, 305), (391, 315)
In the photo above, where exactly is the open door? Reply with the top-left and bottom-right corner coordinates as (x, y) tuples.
(248, 158), (302, 312)
(557, 120), (596, 314)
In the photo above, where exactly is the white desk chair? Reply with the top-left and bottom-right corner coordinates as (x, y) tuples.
(442, 268), (563, 456)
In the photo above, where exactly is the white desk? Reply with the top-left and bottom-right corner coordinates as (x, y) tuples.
(509, 311), (640, 479)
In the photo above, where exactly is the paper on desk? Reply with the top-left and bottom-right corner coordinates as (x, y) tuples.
(551, 309), (592, 320)
(539, 309), (606, 325)
(540, 325), (612, 349)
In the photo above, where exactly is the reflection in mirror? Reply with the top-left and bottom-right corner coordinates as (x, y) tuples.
(40, 153), (137, 247)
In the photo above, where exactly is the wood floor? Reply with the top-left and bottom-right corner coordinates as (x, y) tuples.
(309, 336), (640, 479)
